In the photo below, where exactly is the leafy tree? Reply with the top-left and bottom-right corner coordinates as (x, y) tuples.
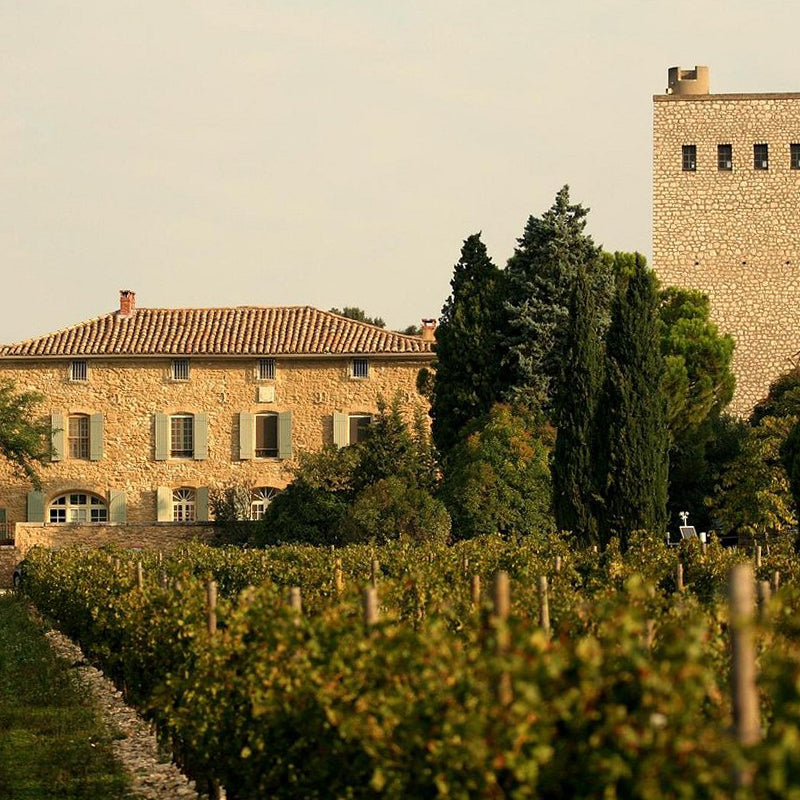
(595, 254), (669, 548)
(329, 307), (386, 328)
(341, 477), (451, 544)
(552, 262), (605, 544)
(502, 186), (612, 412)
(429, 233), (505, 457)
(751, 368), (800, 426)
(440, 403), (554, 541)
(0, 380), (49, 487)
(399, 324), (422, 336)
(659, 288), (735, 529)
(780, 418), (800, 524)
(256, 482), (348, 546)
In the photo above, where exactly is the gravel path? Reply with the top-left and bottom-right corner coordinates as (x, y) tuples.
(44, 627), (202, 800)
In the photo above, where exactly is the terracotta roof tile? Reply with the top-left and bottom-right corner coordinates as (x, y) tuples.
(0, 306), (433, 358)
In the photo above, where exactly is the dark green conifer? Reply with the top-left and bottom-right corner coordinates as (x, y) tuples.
(595, 254), (669, 548)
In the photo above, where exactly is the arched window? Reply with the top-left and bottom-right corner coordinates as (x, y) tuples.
(172, 488), (196, 522)
(48, 492), (107, 523)
(250, 486), (281, 520)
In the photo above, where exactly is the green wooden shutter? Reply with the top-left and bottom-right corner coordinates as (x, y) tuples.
(51, 412), (64, 462)
(333, 412), (347, 447)
(278, 411), (293, 460)
(194, 412), (208, 460)
(27, 490), (45, 523)
(154, 413), (168, 461)
(156, 486), (172, 522)
(89, 413), (104, 461)
(196, 487), (209, 522)
(109, 490), (127, 523)
(239, 412), (254, 460)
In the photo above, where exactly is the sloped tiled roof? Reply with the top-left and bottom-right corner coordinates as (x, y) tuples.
(0, 306), (433, 358)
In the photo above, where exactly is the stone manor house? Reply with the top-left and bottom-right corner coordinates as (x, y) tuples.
(0, 291), (433, 568)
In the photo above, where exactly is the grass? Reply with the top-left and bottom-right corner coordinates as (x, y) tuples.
(0, 594), (133, 799)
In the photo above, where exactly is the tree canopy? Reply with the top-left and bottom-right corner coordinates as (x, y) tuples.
(329, 307), (386, 328)
(0, 380), (49, 487)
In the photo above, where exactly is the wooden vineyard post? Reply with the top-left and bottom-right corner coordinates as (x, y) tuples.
(538, 576), (550, 633)
(206, 580), (218, 636)
(755, 545), (762, 569)
(136, 561), (144, 590)
(701, 542), (708, 557)
(757, 581), (771, 620)
(362, 586), (378, 634)
(676, 563), (684, 593)
(471, 575), (481, 611)
(334, 558), (344, 596)
(554, 556), (562, 574)
(289, 587), (302, 616)
(644, 619), (656, 649)
(492, 572), (512, 706)
(772, 570), (781, 593)
(729, 565), (760, 787)
(370, 559), (379, 588)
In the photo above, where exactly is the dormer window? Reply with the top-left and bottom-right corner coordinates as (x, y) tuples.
(171, 359), (190, 381)
(70, 360), (88, 382)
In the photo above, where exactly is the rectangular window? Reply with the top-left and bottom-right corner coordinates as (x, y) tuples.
(682, 144), (696, 171)
(255, 413), (278, 458)
(171, 359), (190, 381)
(170, 415), (194, 458)
(258, 358), (276, 380)
(349, 414), (372, 445)
(717, 144), (732, 171)
(70, 360), (88, 382)
(791, 143), (800, 170)
(352, 358), (370, 379)
(754, 143), (769, 170)
(68, 415), (89, 459)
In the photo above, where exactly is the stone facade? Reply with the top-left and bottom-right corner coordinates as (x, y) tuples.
(653, 68), (800, 415)
(0, 354), (430, 527)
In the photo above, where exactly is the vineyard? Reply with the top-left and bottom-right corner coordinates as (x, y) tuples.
(17, 533), (800, 799)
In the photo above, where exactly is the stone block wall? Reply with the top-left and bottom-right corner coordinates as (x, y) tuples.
(0, 354), (430, 526)
(653, 92), (800, 415)
(0, 546), (17, 589)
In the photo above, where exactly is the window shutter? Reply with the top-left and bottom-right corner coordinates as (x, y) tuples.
(278, 411), (293, 460)
(333, 413), (347, 447)
(194, 412), (208, 460)
(51, 412), (64, 462)
(156, 486), (172, 522)
(89, 413), (104, 461)
(196, 487), (209, 522)
(239, 412), (254, 460)
(109, 490), (127, 523)
(27, 490), (45, 523)
(155, 413), (168, 461)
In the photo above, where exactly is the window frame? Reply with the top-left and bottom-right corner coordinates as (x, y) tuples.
(717, 143), (733, 171)
(791, 143), (800, 170)
(69, 360), (88, 382)
(68, 414), (90, 460)
(171, 358), (191, 381)
(351, 358), (370, 379)
(47, 492), (108, 524)
(258, 358), (276, 381)
(348, 413), (373, 445)
(754, 143), (769, 170)
(682, 144), (697, 172)
(254, 412), (279, 459)
(250, 487), (281, 520)
(172, 487), (196, 522)
(170, 414), (195, 459)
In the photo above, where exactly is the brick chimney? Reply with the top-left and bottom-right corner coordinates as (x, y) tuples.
(119, 290), (136, 317)
(421, 318), (437, 342)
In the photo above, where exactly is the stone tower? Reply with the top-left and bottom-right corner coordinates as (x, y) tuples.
(653, 66), (800, 415)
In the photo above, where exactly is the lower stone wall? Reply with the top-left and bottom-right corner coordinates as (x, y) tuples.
(13, 523), (217, 559)
(0, 546), (18, 590)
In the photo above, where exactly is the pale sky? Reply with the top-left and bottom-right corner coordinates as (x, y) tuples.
(2, 1), (799, 343)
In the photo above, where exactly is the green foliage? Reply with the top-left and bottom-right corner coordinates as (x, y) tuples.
(256, 482), (348, 546)
(429, 232), (505, 456)
(441, 403), (554, 540)
(328, 306), (385, 328)
(0, 380), (49, 487)
(552, 261), (605, 544)
(659, 288), (736, 530)
(595, 254), (669, 548)
(502, 186), (612, 412)
(781, 418), (800, 521)
(341, 477), (451, 544)
(751, 368), (800, 426)
(712, 415), (796, 544)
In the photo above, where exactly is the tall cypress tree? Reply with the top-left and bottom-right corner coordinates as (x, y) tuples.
(430, 233), (504, 457)
(595, 254), (669, 549)
(552, 262), (604, 544)
(502, 186), (612, 412)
